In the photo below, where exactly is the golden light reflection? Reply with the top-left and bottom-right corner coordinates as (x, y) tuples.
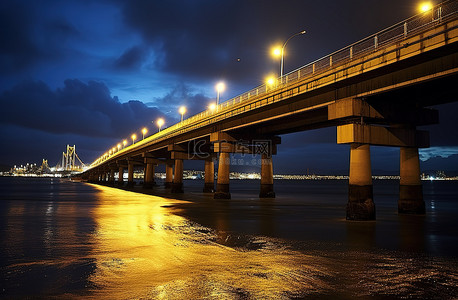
(87, 185), (332, 299)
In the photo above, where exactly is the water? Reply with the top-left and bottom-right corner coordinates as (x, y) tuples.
(0, 177), (457, 299)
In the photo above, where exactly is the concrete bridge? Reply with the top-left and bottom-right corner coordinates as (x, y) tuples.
(81, 1), (458, 220)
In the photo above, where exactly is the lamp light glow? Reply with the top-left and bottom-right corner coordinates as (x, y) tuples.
(156, 118), (165, 131)
(419, 2), (433, 13)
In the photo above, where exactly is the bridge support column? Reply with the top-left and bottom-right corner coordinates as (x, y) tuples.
(118, 166), (124, 186)
(347, 143), (375, 220)
(165, 161), (174, 188)
(171, 159), (184, 193)
(203, 158), (215, 193)
(143, 160), (156, 189)
(215, 152), (231, 199)
(126, 162), (134, 188)
(260, 154), (275, 198)
(109, 169), (115, 186)
(399, 147), (425, 214)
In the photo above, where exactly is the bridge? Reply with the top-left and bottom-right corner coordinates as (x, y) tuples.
(80, 0), (458, 220)
(55, 145), (86, 173)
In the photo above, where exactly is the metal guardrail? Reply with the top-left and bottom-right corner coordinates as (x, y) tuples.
(91, 0), (458, 168)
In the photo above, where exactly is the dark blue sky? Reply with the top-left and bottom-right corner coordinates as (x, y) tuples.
(1, 0), (457, 174)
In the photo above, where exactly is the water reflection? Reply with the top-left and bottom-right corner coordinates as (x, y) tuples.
(88, 185), (333, 299)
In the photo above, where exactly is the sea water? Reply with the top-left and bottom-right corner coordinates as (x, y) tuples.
(1, 177), (457, 298)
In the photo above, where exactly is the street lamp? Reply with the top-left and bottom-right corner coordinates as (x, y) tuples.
(131, 133), (137, 144)
(215, 82), (225, 105)
(123, 139), (127, 148)
(142, 127), (148, 139)
(117, 143), (121, 151)
(272, 30), (306, 78)
(179, 106), (187, 122)
(266, 75), (276, 90)
(156, 118), (164, 132)
(419, 1), (433, 13)
(208, 103), (216, 112)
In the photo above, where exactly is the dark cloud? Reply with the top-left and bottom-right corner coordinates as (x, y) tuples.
(0, 79), (164, 139)
(147, 83), (212, 121)
(119, 0), (419, 86)
(112, 45), (148, 70)
(0, 2), (42, 73)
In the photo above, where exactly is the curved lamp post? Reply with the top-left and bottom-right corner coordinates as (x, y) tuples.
(273, 30), (306, 79)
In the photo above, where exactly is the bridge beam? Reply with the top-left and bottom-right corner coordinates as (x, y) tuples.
(328, 98), (439, 126)
(399, 147), (425, 214)
(337, 124), (429, 148)
(203, 158), (215, 193)
(347, 143), (375, 220)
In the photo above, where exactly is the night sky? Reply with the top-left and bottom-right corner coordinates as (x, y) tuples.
(1, 0), (457, 174)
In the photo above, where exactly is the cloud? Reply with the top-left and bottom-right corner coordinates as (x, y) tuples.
(112, 45), (148, 70)
(419, 147), (458, 161)
(0, 79), (164, 139)
(118, 0), (416, 87)
(0, 2), (43, 73)
(146, 83), (212, 123)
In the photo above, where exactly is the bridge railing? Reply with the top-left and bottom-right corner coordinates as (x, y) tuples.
(91, 0), (457, 168)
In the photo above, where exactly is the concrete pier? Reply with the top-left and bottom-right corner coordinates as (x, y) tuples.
(399, 147), (425, 214)
(259, 154), (275, 198)
(203, 159), (215, 193)
(171, 159), (184, 193)
(118, 166), (124, 186)
(143, 159), (156, 189)
(109, 168), (115, 185)
(215, 152), (231, 199)
(126, 162), (134, 188)
(347, 143), (375, 220)
(165, 161), (173, 188)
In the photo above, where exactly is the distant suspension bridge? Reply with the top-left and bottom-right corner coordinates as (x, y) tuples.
(54, 145), (86, 172)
